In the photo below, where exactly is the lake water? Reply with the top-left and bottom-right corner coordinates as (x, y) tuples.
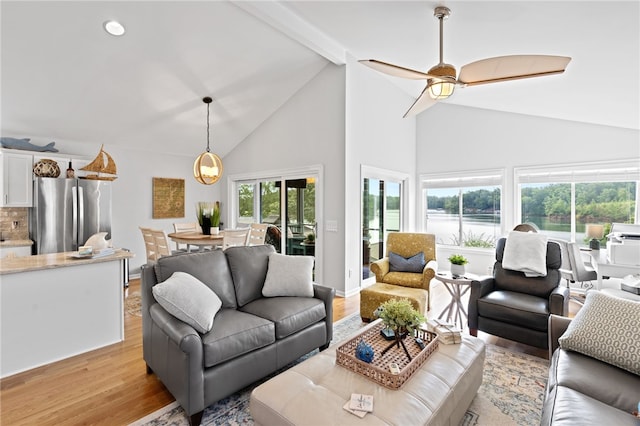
(426, 212), (577, 245)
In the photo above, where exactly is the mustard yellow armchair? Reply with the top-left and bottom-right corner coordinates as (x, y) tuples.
(361, 233), (437, 321)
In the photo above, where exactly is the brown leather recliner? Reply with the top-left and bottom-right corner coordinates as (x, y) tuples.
(468, 237), (569, 349)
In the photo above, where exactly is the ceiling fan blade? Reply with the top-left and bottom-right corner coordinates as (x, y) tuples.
(403, 85), (437, 118)
(458, 55), (571, 86)
(359, 59), (432, 80)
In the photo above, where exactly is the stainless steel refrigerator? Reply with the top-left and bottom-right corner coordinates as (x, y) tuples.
(31, 177), (112, 254)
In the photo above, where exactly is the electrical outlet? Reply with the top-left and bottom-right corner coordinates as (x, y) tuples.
(12, 221), (19, 229)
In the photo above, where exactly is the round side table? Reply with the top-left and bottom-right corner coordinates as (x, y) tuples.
(435, 271), (479, 327)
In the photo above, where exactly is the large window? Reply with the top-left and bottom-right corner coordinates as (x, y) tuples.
(517, 161), (639, 243)
(422, 170), (504, 248)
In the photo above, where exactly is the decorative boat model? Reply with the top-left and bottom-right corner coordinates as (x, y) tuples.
(79, 144), (117, 180)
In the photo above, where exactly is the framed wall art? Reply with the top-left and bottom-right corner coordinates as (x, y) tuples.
(152, 177), (185, 218)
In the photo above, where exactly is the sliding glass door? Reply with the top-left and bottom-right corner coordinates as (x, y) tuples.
(362, 169), (405, 282)
(234, 174), (317, 260)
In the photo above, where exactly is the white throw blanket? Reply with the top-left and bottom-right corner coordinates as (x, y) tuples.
(502, 231), (548, 277)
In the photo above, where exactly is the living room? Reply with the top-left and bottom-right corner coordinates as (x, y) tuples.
(1, 1), (638, 425)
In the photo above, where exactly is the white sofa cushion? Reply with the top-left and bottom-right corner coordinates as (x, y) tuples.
(152, 271), (222, 333)
(559, 291), (640, 375)
(262, 253), (314, 297)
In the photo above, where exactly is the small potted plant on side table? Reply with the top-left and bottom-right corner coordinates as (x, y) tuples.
(378, 298), (425, 361)
(448, 254), (468, 278)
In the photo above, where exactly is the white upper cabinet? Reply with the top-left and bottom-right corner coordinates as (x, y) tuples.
(1, 151), (33, 207)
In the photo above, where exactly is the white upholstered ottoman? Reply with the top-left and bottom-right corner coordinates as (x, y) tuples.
(250, 325), (485, 426)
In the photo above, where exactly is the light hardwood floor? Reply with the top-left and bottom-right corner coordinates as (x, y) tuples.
(0, 278), (581, 425)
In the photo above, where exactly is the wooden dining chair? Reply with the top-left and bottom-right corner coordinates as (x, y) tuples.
(173, 222), (199, 251)
(246, 223), (269, 246)
(139, 227), (158, 263)
(151, 229), (173, 258)
(222, 229), (249, 250)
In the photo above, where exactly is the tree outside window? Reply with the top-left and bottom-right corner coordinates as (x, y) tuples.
(426, 186), (501, 248)
(521, 181), (637, 243)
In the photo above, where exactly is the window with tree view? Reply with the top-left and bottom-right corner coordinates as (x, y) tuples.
(521, 181), (637, 243)
(517, 161), (639, 244)
(425, 180), (502, 248)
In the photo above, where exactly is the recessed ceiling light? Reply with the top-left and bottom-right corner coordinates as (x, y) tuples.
(103, 20), (125, 36)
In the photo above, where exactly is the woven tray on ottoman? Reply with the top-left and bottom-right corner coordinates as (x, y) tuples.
(336, 320), (438, 389)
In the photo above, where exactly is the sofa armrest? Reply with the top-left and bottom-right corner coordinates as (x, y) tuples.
(549, 285), (570, 316)
(468, 277), (496, 329)
(313, 283), (336, 345)
(370, 258), (389, 282)
(149, 304), (203, 354)
(548, 314), (572, 358)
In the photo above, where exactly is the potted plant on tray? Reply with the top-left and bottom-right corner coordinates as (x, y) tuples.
(377, 298), (425, 361)
(448, 254), (468, 277)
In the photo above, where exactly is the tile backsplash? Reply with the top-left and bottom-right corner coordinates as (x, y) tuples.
(0, 207), (29, 241)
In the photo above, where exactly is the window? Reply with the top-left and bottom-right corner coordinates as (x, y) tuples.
(516, 160), (639, 243)
(422, 170), (504, 248)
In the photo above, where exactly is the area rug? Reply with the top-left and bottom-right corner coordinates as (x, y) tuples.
(130, 314), (547, 426)
(125, 291), (142, 317)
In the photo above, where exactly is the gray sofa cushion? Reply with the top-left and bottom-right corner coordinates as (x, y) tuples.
(549, 349), (640, 412)
(154, 250), (237, 308)
(201, 309), (275, 368)
(240, 297), (326, 339)
(226, 244), (275, 307)
(477, 290), (550, 332)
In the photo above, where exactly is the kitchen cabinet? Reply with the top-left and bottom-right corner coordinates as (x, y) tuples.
(0, 245), (32, 259)
(1, 249), (133, 377)
(0, 151), (33, 207)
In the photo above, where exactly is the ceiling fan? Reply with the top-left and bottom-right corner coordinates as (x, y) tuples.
(359, 6), (571, 118)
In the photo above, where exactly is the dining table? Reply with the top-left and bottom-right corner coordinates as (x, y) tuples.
(167, 231), (224, 252)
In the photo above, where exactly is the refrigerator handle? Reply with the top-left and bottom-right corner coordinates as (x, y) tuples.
(72, 185), (78, 248)
(78, 185), (85, 246)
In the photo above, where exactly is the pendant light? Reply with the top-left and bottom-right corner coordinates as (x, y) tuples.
(193, 97), (223, 185)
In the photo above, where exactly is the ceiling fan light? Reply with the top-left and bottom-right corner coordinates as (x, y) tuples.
(427, 63), (456, 99)
(428, 79), (456, 99)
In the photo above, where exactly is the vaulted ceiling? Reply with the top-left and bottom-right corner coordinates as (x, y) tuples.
(1, 1), (638, 158)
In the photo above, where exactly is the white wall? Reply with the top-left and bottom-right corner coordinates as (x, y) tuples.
(344, 54), (417, 295)
(25, 139), (221, 275)
(417, 103), (640, 274)
(221, 64), (347, 292)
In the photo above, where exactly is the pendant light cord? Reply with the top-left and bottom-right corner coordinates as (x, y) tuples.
(206, 102), (211, 153)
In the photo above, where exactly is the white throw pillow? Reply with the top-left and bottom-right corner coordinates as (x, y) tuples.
(559, 291), (640, 375)
(502, 231), (548, 277)
(152, 271), (222, 334)
(262, 253), (314, 297)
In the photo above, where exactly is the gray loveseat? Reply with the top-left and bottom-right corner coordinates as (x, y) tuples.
(541, 292), (640, 425)
(141, 245), (335, 426)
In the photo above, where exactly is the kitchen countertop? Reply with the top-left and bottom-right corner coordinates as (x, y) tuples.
(0, 239), (33, 248)
(0, 248), (134, 275)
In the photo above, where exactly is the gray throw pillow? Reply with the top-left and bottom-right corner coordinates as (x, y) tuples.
(389, 251), (425, 273)
(152, 271), (222, 334)
(559, 291), (640, 375)
(262, 253), (314, 297)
